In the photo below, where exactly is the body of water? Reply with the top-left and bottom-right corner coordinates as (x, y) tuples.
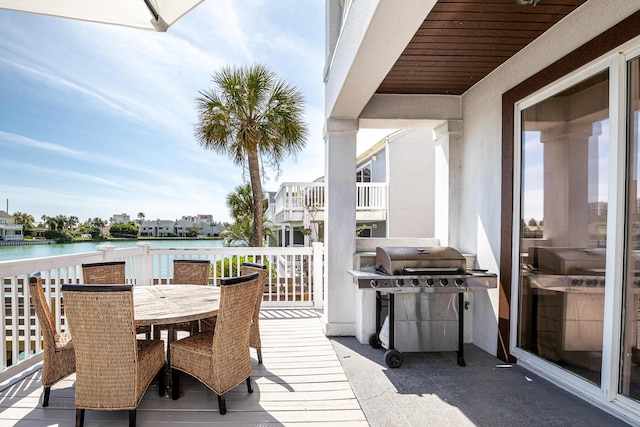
(0, 240), (224, 262)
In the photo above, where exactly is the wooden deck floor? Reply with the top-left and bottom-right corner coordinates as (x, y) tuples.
(0, 308), (368, 426)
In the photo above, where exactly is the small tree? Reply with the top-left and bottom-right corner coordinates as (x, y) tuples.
(222, 184), (275, 246)
(109, 222), (139, 238)
(136, 212), (146, 226)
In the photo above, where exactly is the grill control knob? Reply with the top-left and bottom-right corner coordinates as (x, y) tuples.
(370, 280), (379, 288)
(395, 279), (405, 287)
(410, 279), (420, 287)
(454, 278), (465, 287)
(426, 278), (435, 287)
(440, 278), (449, 286)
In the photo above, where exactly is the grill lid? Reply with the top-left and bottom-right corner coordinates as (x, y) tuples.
(376, 246), (466, 276)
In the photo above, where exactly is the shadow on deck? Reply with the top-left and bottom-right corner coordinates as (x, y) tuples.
(0, 308), (631, 426)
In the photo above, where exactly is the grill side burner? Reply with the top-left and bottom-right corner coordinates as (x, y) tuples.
(348, 246), (497, 368)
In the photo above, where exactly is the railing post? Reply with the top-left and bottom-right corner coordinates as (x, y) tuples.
(96, 243), (116, 261)
(136, 242), (152, 286)
(312, 242), (324, 309)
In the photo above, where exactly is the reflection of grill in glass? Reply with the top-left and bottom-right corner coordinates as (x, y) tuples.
(525, 247), (608, 371)
(349, 246), (497, 368)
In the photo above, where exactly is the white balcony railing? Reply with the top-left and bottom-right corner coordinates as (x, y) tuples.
(272, 182), (387, 223)
(0, 242), (324, 383)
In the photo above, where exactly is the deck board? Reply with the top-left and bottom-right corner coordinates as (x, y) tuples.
(0, 308), (368, 426)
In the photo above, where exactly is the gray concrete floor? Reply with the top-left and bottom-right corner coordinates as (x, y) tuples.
(332, 338), (631, 427)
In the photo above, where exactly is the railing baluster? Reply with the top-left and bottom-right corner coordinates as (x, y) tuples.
(10, 276), (18, 366)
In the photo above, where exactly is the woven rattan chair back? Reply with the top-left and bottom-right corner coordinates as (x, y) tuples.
(172, 259), (210, 285)
(170, 272), (259, 414)
(211, 272), (259, 392)
(241, 262), (266, 363)
(28, 272), (75, 407)
(81, 261), (125, 284)
(82, 261), (151, 339)
(61, 284), (166, 427)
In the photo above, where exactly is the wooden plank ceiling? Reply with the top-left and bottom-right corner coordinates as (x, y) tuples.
(376, 0), (588, 95)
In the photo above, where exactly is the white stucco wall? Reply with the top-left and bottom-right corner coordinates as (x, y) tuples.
(386, 129), (435, 238)
(459, 0), (640, 355)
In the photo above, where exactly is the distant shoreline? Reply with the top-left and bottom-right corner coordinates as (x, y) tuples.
(0, 237), (222, 247)
(0, 239), (56, 246)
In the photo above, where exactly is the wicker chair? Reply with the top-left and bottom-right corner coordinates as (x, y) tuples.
(241, 262), (266, 364)
(200, 262), (266, 363)
(28, 272), (75, 407)
(81, 262), (152, 339)
(81, 261), (126, 284)
(153, 259), (211, 339)
(61, 284), (166, 427)
(172, 259), (210, 285)
(170, 272), (259, 415)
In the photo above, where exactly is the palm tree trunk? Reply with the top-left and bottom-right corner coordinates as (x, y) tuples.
(247, 151), (263, 247)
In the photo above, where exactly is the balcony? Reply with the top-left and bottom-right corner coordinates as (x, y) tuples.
(270, 182), (387, 225)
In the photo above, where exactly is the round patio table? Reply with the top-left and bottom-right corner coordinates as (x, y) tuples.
(133, 285), (220, 374)
(133, 284), (220, 327)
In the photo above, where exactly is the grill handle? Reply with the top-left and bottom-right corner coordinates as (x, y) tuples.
(401, 267), (465, 275)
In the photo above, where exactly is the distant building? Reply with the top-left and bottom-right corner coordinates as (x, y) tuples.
(0, 211), (24, 241)
(182, 214), (214, 223)
(139, 216), (224, 238)
(112, 213), (131, 224)
(180, 214), (223, 237)
(175, 220), (195, 237)
(139, 219), (176, 237)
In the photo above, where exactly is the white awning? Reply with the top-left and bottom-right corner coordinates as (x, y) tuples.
(0, 0), (205, 32)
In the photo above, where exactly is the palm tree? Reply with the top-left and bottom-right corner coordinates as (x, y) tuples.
(222, 183), (275, 246)
(12, 211), (35, 237)
(136, 212), (145, 226)
(226, 183), (254, 223)
(195, 64), (308, 247)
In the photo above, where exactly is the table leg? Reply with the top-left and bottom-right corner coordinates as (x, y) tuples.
(164, 324), (177, 395)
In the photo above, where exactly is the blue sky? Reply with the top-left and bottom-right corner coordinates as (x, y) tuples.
(0, 0), (329, 223)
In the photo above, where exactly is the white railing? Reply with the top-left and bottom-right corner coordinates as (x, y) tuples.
(356, 183), (386, 210)
(272, 182), (387, 221)
(0, 242), (324, 383)
(274, 182), (325, 214)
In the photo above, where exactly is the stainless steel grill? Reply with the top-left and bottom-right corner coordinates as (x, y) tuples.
(348, 246), (497, 368)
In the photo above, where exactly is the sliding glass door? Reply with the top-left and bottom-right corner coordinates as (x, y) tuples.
(517, 71), (610, 386)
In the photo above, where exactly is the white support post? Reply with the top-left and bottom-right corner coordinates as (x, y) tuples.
(96, 243), (116, 261)
(280, 225), (286, 247)
(136, 242), (152, 286)
(323, 118), (358, 336)
(312, 242), (324, 309)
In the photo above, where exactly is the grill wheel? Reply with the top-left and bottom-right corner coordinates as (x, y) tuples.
(384, 349), (403, 368)
(369, 333), (382, 349)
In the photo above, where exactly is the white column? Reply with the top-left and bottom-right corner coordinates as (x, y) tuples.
(323, 118), (358, 336)
(433, 120), (462, 247)
(312, 242), (325, 309)
(280, 225), (286, 247)
(288, 225), (294, 247)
